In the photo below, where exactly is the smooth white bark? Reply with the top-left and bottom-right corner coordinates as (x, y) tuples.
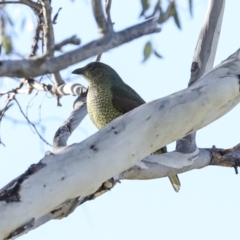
(1, 51), (240, 239)
(122, 148), (211, 179)
(178, 0), (225, 153)
(192, 0), (225, 79)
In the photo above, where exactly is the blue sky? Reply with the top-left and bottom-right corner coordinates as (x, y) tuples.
(1, 0), (240, 239)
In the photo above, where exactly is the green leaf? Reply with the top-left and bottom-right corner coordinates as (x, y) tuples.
(157, 3), (172, 24)
(158, 2), (181, 29)
(2, 35), (13, 55)
(153, 50), (163, 59)
(145, 0), (161, 19)
(189, 0), (193, 17)
(139, 0), (151, 17)
(171, 3), (181, 29)
(142, 41), (152, 62)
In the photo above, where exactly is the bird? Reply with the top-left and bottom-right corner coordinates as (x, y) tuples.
(72, 62), (180, 192)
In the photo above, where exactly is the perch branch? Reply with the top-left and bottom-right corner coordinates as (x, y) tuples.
(1, 49), (240, 236)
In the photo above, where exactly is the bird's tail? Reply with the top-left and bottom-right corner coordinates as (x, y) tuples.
(168, 175), (181, 192)
(153, 147), (181, 192)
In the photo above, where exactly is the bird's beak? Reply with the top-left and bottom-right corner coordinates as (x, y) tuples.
(72, 67), (84, 75)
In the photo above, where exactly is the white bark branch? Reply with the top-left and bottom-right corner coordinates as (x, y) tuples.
(189, 0), (225, 86)
(121, 145), (240, 180)
(177, 0), (225, 153)
(53, 93), (87, 149)
(121, 149), (210, 179)
(1, 50), (240, 238)
(0, 18), (160, 78)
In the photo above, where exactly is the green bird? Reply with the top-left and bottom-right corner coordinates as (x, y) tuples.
(72, 62), (180, 192)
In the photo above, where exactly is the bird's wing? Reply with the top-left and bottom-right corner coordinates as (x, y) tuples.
(111, 84), (145, 114)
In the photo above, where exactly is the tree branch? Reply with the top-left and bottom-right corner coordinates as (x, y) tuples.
(0, 18), (160, 78)
(41, 0), (64, 86)
(176, 0), (225, 153)
(53, 91), (87, 150)
(121, 144), (240, 180)
(189, 0), (225, 86)
(105, 0), (113, 31)
(54, 35), (81, 51)
(94, 0), (113, 62)
(1, 49), (240, 238)
(91, 0), (110, 35)
(2, 143), (239, 238)
(29, 21), (42, 57)
(41, 0), (54, 55)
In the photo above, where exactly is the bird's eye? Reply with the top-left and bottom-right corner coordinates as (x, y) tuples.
(89, 65), (95, 71)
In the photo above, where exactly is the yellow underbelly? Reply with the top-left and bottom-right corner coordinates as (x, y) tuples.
(87, 89), (122, 129)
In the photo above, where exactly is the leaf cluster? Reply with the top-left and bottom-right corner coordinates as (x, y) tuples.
(140, 0), (193, 62)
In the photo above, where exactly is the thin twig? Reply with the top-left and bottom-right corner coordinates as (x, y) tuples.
(14, 97), (52, 146)
(38, 93), (47, 123)
(54, 35), (81, 51)
(29, 12), (43, 57)
(0, 100), (13, 121)
(41, 0), (64, 86)
(0, 95), (14, 145)
(0, 79), (24, 97)
(26, 91), (39, 120)
(0, 109), (6, 146)
(95, 54), (102, 62)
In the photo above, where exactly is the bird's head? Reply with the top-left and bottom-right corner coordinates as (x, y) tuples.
(72, 62), (122, 86)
